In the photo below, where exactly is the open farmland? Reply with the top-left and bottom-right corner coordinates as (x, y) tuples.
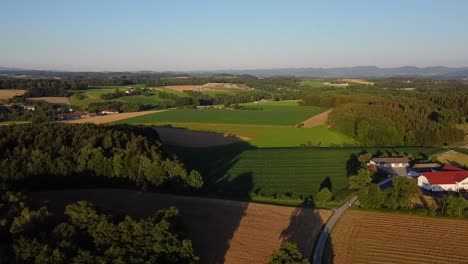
(122, 103), (325, 126)
(300, 80), (326, 88)
(166, 145), (440, 205)
(0, 89), (25, 100)
(164, 82), (250, 92)
(64, 110), (165, 124)
(29, 189), (332, 264)
(301, 109), (332, 128)
(437, 148), (468, 167)
(27, 96), (71, 105)
(329, 210), (468, 264)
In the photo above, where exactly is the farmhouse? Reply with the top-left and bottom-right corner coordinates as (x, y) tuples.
(417, 165), (468, 192)
(101, 109), (119, 115)
(368, 157), (409, 168)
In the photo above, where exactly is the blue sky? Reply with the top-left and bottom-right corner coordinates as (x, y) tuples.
(1, 0), (468, 71)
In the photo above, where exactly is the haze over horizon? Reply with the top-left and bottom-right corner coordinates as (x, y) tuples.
(1, 0), (468, 71)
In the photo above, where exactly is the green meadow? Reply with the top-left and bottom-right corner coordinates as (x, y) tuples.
(167, 145), (442, 206)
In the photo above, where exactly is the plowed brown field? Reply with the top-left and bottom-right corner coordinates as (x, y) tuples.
(0, 89), (25, 100)
(27, 97), (71, 105)
(30, 189), (331, 264)
(330, 210), (468, 264)
(302, 109), (332, 128)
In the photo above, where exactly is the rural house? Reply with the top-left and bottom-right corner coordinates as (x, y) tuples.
(417, 165), (468, 192)
(368, 157), (410, 168)
(101, 109), (119, 115)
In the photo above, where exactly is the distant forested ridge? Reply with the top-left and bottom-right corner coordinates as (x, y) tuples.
(0, 124), (203, 190)
(0, 189), (198, 263)
(301, 86), (467, 146)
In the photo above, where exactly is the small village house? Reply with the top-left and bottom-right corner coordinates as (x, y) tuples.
(101, 109), (119, 115)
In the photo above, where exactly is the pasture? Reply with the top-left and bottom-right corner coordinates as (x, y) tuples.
(166, 145), (440, 206)
(300, 80), (326, 88)
(0, 89), (25, 100)
(329, 210), (468, 264)
(122, 105), (325, 126)
(30, 189), (332, 264)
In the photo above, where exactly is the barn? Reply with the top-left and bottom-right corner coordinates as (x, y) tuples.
(417, 166), (468, 192)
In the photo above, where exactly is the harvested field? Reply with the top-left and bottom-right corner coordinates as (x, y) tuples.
(342, 79), (374, 85)
(155, 127), (245, 147)
(27, 97), (71, 105)
(0, 89), (25, 100)
(329, 210), (468, 264)
(301, 109), (332, 128)
(438, 150), (468, 167)
(65, 110), (165, 124)
(29, 189), (331, 264)
(165, 83), (250, 92)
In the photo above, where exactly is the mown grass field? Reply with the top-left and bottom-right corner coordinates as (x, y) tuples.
(300, 80), (326, 88)
(123, 102), (325, 126)
(166, 145), (441, 206)
(329, 210), (468, 264)
(119, 100), (353, 147)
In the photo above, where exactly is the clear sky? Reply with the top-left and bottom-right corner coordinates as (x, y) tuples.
(1, 0), (468, 71)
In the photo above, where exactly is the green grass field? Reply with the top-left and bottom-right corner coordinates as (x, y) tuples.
(300, 80), (326, 88)
(167, 145), (442, 206)
(69, 85), (243, 109)
(122, 103), (325, 126)
(118, 100), (355, 147)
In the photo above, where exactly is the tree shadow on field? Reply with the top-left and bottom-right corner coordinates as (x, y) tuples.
(30, 172), (254, 264)
(319, 176), (333, 192)
(280, 198), (332, 263)
(346, 154), (361, 176)
(164, 141), (257, 200)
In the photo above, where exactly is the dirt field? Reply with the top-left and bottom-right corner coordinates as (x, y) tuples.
(329, 210), (468, 264)
(0, 89), (25, 100)
(301, 109), (332, 128)
(27, 97), (71, 105)
(155, 126), (247, 147)
(30, 189), (331, 264)
(342, 79), (374, 86)
(164, 83), (250, 92)
(64, 110), (165, 124)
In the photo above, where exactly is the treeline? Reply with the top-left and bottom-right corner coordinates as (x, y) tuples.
(0, 78), (87, 97)
(373, 79), (468, 90)
(301, 87), (467, 146)
(0, 189), (198, 263)
(0, 124), (203, 190)
(0, 101), (60, 123)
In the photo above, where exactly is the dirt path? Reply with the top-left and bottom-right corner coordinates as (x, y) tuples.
(30, 189), (331, 264)
(301, 109), (332, 128)
(64, 110), (166, 124)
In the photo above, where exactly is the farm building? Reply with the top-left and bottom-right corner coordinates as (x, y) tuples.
(101, 109), (119, 115)
(57, 111), (86, 121)
(417, 165), (468, 192)
(368, 157), (410, 168)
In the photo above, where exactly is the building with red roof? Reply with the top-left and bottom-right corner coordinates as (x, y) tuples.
(417, 165), (468, 192)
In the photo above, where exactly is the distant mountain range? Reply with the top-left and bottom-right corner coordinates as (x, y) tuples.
(200, 66), (468, 79)
(1, 66), (468, 80)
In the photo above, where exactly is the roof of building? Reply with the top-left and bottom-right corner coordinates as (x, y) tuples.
(421, 168), (468, 185)
(412, 163), (442, 169)
(370, 157), (409, 163)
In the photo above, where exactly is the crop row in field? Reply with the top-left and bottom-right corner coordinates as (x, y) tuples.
(166, 145), (441, 205)
(329, 210), (468, 264)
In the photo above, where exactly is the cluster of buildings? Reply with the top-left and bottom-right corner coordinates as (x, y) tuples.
(368, 157), (468, 192)
(57, 109), (119, 121)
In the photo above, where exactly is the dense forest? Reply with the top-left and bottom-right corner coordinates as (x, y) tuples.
(0, 124), (203, 190)
(0, 189), (198, 263)
(301, 86), (468, 146)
